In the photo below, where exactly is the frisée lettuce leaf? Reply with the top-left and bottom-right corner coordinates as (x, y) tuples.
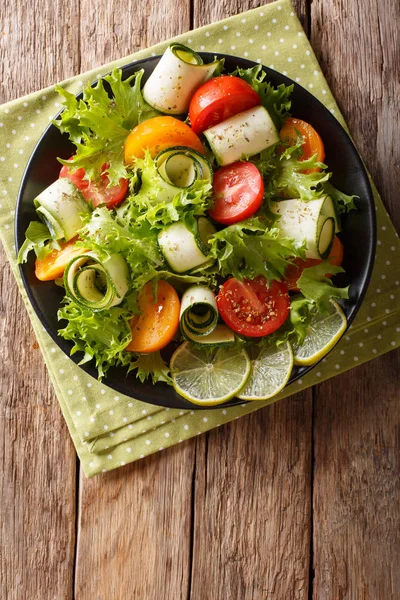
(58, 301), (133, 379)
(54, 68), (160, 187)
(297, 261), (349, 313)
(17, 221), (60, 263)
(128, 351), (172, 385)
(209, 217), (306, 282)
(115, 151), (213, 230)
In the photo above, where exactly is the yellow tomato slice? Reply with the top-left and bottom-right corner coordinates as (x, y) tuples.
(126, 280), (180, 353)
(124, 116), (205, 163)
(35, 238), (88, 281)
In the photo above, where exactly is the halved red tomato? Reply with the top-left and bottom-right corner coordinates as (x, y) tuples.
(59, 160), (129, 209)
(216, 277), (290, 338)
(188, 76), (261, 134)
(285, 235), (344, 291)
(208, 161), (264, 225)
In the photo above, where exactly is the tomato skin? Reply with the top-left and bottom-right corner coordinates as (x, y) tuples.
(59, 161), (129, 209)
(35, 238), (87, 281)
(279, 117), (325, 173)
(286, 235), (344, 291)
(209, 162), (264, 225)
(124, 116), (205, 163)
(217, 277), (290, 338)
(189, 76), (261, 134)
(125, 280), (180, 353)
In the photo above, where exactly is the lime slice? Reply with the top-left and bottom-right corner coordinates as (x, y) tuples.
(237, 340), (293, 401)
(292, 300), (347, 366)
(170, 342), (251, 406)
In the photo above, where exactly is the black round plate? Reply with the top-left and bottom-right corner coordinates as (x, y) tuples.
(15, 53), (376, 409)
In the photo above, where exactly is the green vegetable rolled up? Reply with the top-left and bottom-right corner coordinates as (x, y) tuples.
(64, 251), (129, 311)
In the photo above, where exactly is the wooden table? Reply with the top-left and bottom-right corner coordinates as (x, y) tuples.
(1, 1), (399, 598)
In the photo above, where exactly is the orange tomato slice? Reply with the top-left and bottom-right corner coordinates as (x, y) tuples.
(35, 238), (88, 281)
(124, 116), (205, 163)
(286, 235), (344, 291)
(126, 280), (180, 353)
(279, 117), (325, 173)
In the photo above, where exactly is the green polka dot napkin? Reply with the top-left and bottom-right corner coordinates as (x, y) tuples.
(1, 0), (399, 477)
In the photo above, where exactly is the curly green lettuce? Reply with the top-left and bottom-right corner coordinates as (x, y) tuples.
(54, 68), (160, 186)
(209, 217), (306, 282)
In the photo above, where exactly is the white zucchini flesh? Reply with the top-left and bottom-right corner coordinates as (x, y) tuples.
(158, 221), (211, 273)
(185, 324), (235, 346)
(143, 44), (220, 114)
(34, 178), (91, 241)
(64, 251), (129, 310)
(270, 196), (336, 259)
(180, 285), (218, 339)
(204, 105), (279, 166)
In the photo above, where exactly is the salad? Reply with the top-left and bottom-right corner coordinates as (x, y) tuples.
(18, 44), (357, 406)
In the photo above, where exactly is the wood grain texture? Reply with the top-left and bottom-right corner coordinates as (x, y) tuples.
(310, 0), (400, 230)
(0, 1), (79, 599)
(1, 0), (399, 599)
(312, 353), (400, 600)
(73, 2), (195, 599)
(75, 445), (196, 599)
(190, 395), (312, 600)
(188, 2), (314, 599)
(310, 2), (400, 597)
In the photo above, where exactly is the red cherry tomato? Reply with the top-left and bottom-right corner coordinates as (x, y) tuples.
(189, 76), (261, 134)
(59, 160), (129, 209)
(208, 162), (264, 225)
(285, 235), (344, 291)
(216, 277), (290, 338)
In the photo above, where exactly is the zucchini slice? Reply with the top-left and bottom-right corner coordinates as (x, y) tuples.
(180, 285), (218, 340)
(186, 324), (235, 347)
(34, 178), (91, 241)
(270, 195), (336, 259)
(157, 219), (215, 273)
(204, 105), (279, 166)
(154, 146), (213, 203)
(64, 252), (129, 311)
(143, 43), (220, 114)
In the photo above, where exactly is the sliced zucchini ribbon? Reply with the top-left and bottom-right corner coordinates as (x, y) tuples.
(180, 286), (235, 346)
(157, 217), (216, 273)
(154, 146), (212, 204)
(34, 178), (91, 241)
(271, 195), (339, 259)
(64, 252), (129, 310)
(204, 105), (279, 166)
(143, 43), (220, 114)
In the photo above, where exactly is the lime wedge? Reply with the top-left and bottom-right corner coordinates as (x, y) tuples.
(237, 340), (293, 401)
(292, 300), (347, 366)
(170, 342), (251, 406)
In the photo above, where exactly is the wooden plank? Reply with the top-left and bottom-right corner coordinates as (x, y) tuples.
(74, 2), (195, 598)
(188, 2), (313, 598)
(75, 446), (196, 599)
(0, 2), (79, 598)
(310, 0), (400, 597)
(190, 395), (313, 600)
(312, 355), (400, 599)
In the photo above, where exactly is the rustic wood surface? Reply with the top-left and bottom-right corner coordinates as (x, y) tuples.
(0, 0), (398, 599)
